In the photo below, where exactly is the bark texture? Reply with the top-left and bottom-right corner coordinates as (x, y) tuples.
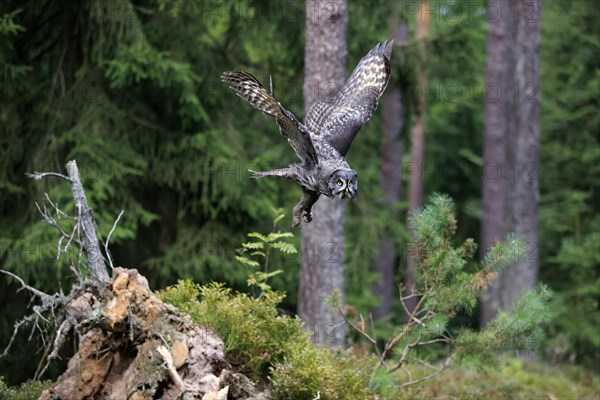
(500, 0), (542, 310)
(66, 160), (109, 283)
(480, 0), (513, 326)
(405, 1), (430, 319)
(481, 0), (542, 324)
(299, 0), (348, 347)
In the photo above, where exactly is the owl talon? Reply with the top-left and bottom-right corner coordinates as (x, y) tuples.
(292, 209), (302, 228)
(302, 211), (313, 223)
(292, 216), (301, 228)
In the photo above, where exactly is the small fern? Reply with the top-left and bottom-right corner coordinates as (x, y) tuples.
(237, 208), (297, 296)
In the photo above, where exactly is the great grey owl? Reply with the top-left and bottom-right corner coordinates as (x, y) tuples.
(222, 40), (393, 227)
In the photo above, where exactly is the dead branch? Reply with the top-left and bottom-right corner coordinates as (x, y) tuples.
(395, 357), (452, 389)
(380, 294), (427, 363)
(0, 269), (69, 366)
(0, 269), (55, 303)
(387, 338), (450, 373)
(157, 345), (187, 396)
(336, 305), (377, 345)
(1, 159), (116, 376)
(65, 160), (109, 282)
(103, 209), (123, 271)
(25, 171), (70, 181)
(35, 198), (82, 259)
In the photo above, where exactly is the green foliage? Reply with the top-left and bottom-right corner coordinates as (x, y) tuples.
(407, 194), (527, 318)
(160, 281), (300, 375)
(236, 208), (297, 295)
(159, 280), (377, 399)
(346, 194), (554, 392)
(160, 199), (554, 398)
(0, 377), (52, 400)
(398, 358), (600, 400)
(538, 0), (600, 368)
(455, 286), (553, 366)
(271, 344), (377, 400)
(1, 0), (598, 386)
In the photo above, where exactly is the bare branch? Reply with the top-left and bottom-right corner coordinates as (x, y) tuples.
(369, 312), (382, 359)
(0, 269), (54, 303)
(44, 193), (76, 220)
(388, 338), (450, 373)
(400, 288), (426, 327)
(26, 171), (70, 181)
(395, 357), (452, 389)
(402, 365), (412, 383)
(415, 358), (438, 371)
(380, 295), (427, 364)
(0, 318), (30, 358)
(104, 209), (124, 270)
(337, 306), (377, 345)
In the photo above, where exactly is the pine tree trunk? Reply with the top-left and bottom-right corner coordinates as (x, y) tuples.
(371, 14), (407, 321)
(499, 0), (542, 310)
(480, 0), (513, 327)
(405, 1), (430, 318)
(298, 0), (348, 347)
(481, 0), (542, 323)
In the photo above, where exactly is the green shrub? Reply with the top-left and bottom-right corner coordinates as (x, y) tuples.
(159, 280), (378, 399)
(0, 377), (52, 400)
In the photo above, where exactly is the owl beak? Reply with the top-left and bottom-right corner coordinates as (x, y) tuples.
(344, 188), (349, 197)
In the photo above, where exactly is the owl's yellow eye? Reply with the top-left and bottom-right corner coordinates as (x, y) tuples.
(337, 180), (343, 186)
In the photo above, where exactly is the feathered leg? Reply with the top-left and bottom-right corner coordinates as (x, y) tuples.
(292, 189), (320, 228)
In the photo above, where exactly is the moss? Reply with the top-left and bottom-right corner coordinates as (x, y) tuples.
(0, 377), (53, 400)
(159, 280), (600, 399)
(159, 280), (378, 399)
(271, 344), (377, 400)
(396, 358), (600, 400)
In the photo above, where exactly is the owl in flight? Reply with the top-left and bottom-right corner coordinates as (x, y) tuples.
(222, 40), (393, 227)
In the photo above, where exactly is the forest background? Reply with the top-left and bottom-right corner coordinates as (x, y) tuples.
(0, 0), (598, 390)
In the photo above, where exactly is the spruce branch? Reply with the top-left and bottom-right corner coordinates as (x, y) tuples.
(341, 194), (550, 390)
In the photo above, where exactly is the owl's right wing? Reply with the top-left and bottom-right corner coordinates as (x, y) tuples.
(222, 71), (318, 166)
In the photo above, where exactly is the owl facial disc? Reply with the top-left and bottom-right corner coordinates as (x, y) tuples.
(328, 169), (358, 199)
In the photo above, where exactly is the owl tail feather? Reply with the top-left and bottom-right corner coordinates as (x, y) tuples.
(248, 170), (266, 179)
(248, 168), (292, 180)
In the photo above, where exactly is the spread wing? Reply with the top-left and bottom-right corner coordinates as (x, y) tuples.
(222, 71), (318, 166)
(305, 40), (393, 157)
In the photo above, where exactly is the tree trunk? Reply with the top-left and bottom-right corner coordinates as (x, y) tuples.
(499, 0), (542, 310)
(298, 0), (348, 347)
(371, 13), (408, 321)
(480, 0), (513, 327)
(481, 0), (542, 323)
(405, 1), (430, 319)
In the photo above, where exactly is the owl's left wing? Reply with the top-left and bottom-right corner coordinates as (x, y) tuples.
(222, 71), (318, 166)
(305, 40), (393, 157)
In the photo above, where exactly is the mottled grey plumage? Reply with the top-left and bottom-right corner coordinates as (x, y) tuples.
(222, 40), (393, 227)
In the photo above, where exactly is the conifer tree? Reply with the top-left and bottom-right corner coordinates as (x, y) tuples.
(299, 0), (348, 347)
